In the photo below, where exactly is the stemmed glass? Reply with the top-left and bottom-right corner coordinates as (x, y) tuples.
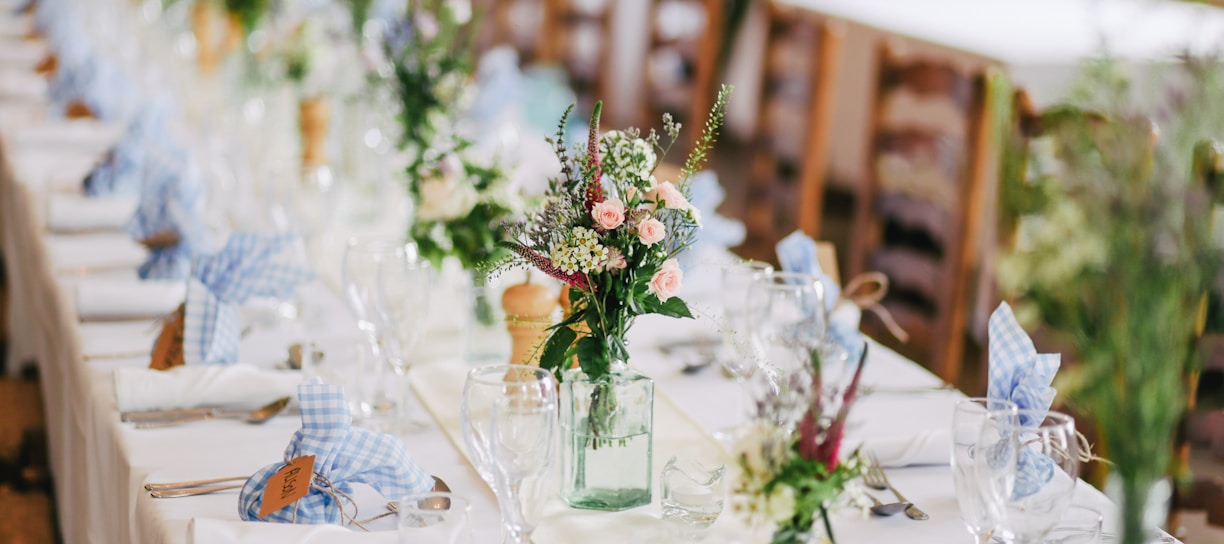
(976, 410), (1081, 544)
(461, 365), (558, 544)
(745, 271), (829, 429)
(375, 243), (433, 433)
(952, 398), (1018, 543)
(341, 237), (408, 418)
(716, 260), (773, 412)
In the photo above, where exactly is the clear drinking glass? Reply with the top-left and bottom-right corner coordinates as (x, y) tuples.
(461, 365), (557, 544)
(375, 244), (433, 433)
(976, 410), (1081, 544)
(1044, 505), (1103, 544)
(716, 260), (773, 416)
(397, 492), (472, 544)
(952, 397), (1018, 543)
(661, 455), (725, 538)
(341, 237), (409, 417)
(746, 271), (828, 429)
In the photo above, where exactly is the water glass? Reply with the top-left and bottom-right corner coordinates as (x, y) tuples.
(461, 365), (558, 544)
(952, 397), (1018, 543)
(746, 271), (828, 429)
(1044, 505), (1103, 544)
(976, 410), (1080, 544)
(397, 492), (472, 544)
(661, 455), (725, 537)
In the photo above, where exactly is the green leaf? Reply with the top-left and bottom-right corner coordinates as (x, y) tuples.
(539, 327), (577, 374)
(641, 295), (694, 319)
(574, 335), (608, 378)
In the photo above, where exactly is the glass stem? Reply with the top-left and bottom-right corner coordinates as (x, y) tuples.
(499, 480), (530, 544)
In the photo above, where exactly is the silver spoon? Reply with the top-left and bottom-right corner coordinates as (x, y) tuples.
(135, 396), (292, 429)
(867, 493), (910, 516)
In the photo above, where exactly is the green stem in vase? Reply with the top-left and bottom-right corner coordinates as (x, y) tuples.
(820, 503), (836, 544)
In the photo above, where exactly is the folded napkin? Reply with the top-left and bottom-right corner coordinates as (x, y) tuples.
(679, 171), (746, 268)
(0, 70), (46, 99)
(85, 96), (175, 197)
(125, 138), (212, 279)
(76, 278), (185, 321)
(45, 232), (147, 273)
(857, 429), (951, 468)
(188, 519), (394, 544)
(46, 194), (138, 232)
(113, 364), (301, 412)
(987, 302), (1061, 497)
(183, 233), (312, 365)
(776, 230), (864, 363)
(238, 382), (434, 524)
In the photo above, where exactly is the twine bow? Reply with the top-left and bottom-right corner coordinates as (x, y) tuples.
(837, 272), (909, 343)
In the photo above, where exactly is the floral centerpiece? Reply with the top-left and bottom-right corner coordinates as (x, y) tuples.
(495, 85), (731, 510)
(997, 59), (1224, 544)
(730, 350), (870, 544)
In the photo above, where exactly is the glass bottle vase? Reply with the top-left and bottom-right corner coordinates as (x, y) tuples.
(560, 366), (654, 511)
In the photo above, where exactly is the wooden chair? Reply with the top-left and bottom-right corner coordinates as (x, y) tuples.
(472, 0), (556, 65)
(534, 0), (614, 114)
(739, 3), (844, 262)
(847, 44), (995, 383)
(639, 0), (725, 154)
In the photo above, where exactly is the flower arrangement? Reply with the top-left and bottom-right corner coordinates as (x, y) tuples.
(996, 59), (1224, 544)
(730, 350), (869, 544)
(497, 84), (732, 381)
(382, 0), (477, 161)
(410, 140), (521, 272)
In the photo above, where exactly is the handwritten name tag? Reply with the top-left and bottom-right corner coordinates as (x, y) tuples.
(259, 455), (315, 518)
(149, 303), (185, 370)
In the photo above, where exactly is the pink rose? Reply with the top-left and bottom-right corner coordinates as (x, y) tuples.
(637, 217), (666, 246)
(591, 198), (626, 230)
(606, 247), (627, 270)
(647, 259), (683, 302)
(648, 181), (689, 210)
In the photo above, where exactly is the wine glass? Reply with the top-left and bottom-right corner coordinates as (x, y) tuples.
(976, 409), (1081, 544)
(952, 398), (1018, 543)
(716, 260), (773, 415)
(375, 244), (433, 433)
(341, 237), (407, 417)
(745, 271), (828, 429)
(489, 390), (557, 543)
(461, 365), (557, 544)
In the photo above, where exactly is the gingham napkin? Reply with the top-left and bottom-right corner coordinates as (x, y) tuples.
(679, 171), (746, 268)
(987, 302), (1060, 497)
(125, 136), (211, 280)
(238, 382), (434, 524)
(776, 230), (863, 363)
(85, 97), (175, 197)
(183, 233), (312, 365)
(46, 36), (134, 122)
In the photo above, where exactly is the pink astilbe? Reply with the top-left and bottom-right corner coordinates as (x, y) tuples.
(798, 345), (868, 471)
(583, 102), (604, 213)
(504, 243), (590, 291)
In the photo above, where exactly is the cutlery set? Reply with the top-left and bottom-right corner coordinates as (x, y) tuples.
(121, 396), (293, 429)
(145, 476), (249, 498)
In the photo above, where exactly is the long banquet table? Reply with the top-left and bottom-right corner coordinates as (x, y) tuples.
(0, 6), (1167, 544)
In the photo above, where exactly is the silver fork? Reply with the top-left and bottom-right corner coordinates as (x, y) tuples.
(863, 453), (929, 520)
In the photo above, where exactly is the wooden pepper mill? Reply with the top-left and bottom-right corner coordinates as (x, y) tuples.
(501, 279), (557, 365)
(299, 97), (330, 169)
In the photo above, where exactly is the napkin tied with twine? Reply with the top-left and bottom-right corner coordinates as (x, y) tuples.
(125, 134), (211, 280)
(85, 96), (176, 197)
(987, 302), (1060, 498)
(238, 382), (434, 525)
(180, 233), (312, 365)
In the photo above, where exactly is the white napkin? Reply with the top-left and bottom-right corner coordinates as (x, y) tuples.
(113, 364), (302, 413)
(45, 232), (147, 273)
(10, 119), (124, 150)
(0, 70), (45, 99)
(855, 429), (951, 468)
(76, 278), (184, 321)
(47, 194), (137, 233)
(0, 38), (45, 67)
(187, 519), (394, 544)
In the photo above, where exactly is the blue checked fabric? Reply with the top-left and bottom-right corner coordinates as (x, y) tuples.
(181, 233), (313, 365)
(125, 120), (212, 280)
(86, 96), (175, 197)
(987, 302), (1061, 498)
(776, 230), (863, 363)
(238, 382), (434, 524)
(678, 171), (746, 269)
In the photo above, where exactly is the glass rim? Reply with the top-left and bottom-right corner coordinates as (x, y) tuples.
(726, 259), (775, 272)
(465, 364), (554, 385)
(955, 397), (1019, 410)
(987, 408), (1075, 428)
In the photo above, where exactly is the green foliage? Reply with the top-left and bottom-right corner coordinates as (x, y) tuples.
(223, 0), (270, 35)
